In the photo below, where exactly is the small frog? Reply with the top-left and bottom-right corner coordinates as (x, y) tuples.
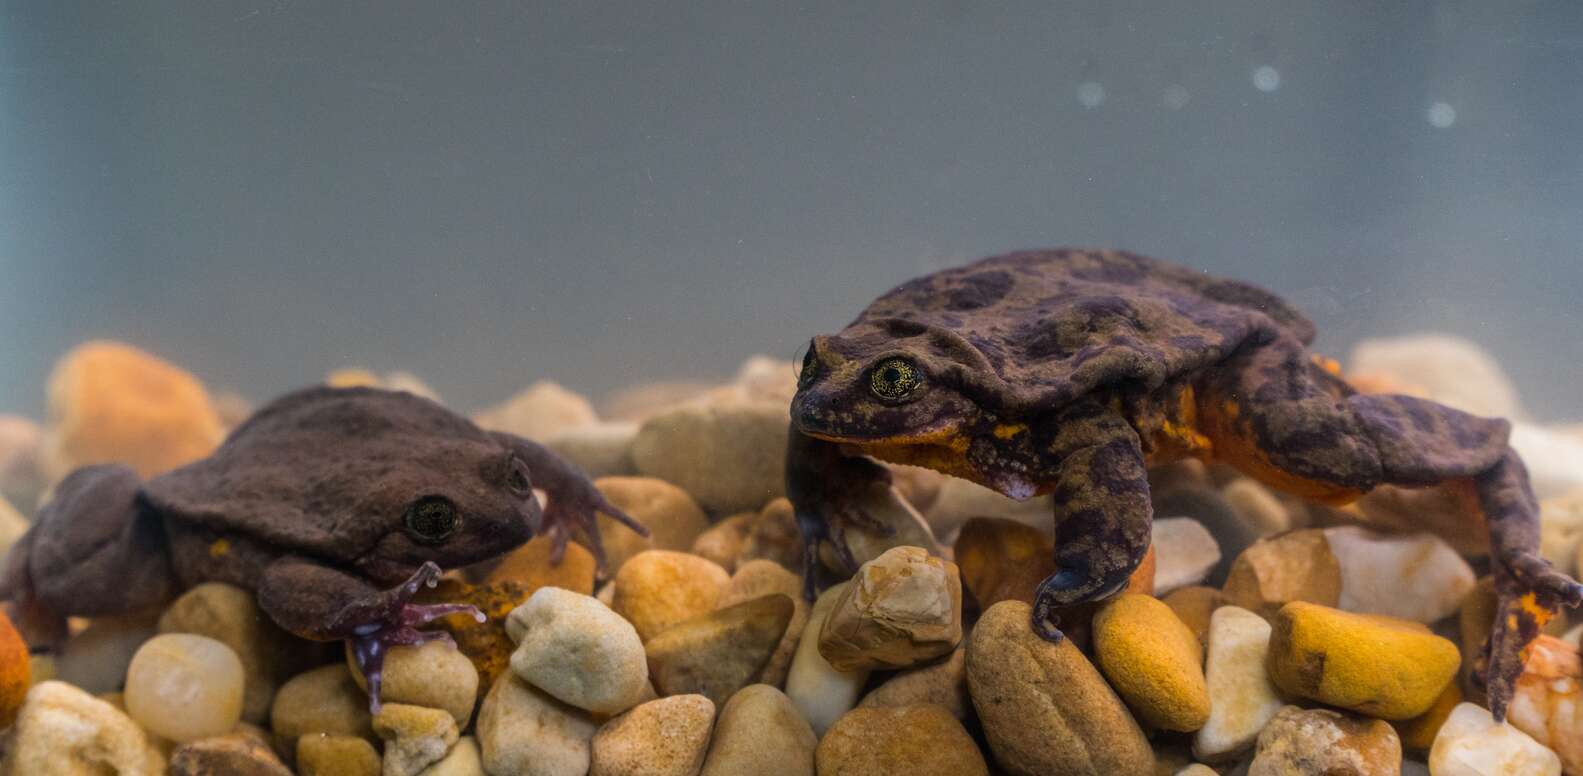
(787, 248), (1581, 721)
(0, 386), (646, 711)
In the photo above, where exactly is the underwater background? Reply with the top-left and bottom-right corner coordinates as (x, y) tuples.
(4, 1), (1582, 418)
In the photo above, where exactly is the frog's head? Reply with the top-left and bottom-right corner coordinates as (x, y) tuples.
(790, 319), (996, 480)
(352, 441), (539, 585)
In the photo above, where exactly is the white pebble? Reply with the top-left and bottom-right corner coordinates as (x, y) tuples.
(1151, 517), (1221, 594)
(1192, 606), (1284, 762)
(1324, 526), (1475, 623)
(124, 633), (244, 742)
(1429, 702), (1560, 776)
(785, 582), (870, 736)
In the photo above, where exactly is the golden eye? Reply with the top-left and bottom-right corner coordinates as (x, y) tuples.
(869, 358), (921, 400)
(404, 496), (459, 544)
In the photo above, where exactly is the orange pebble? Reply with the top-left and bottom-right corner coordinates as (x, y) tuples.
(0, 609), (31, 727)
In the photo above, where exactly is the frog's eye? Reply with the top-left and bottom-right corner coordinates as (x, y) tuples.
(505, 456), (532, 496)
(404, 496), (460, 544)
(796, 340), (819, 390)
(869, 357), (922, 400)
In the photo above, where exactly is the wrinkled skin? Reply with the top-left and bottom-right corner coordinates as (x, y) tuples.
(0, 386), (647, 712)
(787, 248), (1582, 722)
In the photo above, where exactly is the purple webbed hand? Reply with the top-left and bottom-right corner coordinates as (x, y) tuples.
(347, 561), (484, 715)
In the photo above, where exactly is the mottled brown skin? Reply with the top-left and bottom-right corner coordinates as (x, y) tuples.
(787, 248), (1582, 721)
(0, 386), (647, 712)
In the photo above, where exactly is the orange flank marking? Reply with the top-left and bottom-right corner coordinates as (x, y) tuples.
(208, 538), (231, 558)
(993, 423), (1028, 440)
(1196, 391), (1363, 505)
(1311, 354), (1343, 376)
(1520, 592), (1554, 628)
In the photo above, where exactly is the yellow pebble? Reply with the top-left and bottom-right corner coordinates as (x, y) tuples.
(1266, 601), (1460, 720)
(1393, 681), (1462, 752)
(1091, 593), (1210, 732)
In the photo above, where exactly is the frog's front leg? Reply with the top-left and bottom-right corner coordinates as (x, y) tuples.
(1031, 401), (1153, 641)
(257, 557), (483, 714)
(786, 425), (896, 601)
(490, 432), (649, 574)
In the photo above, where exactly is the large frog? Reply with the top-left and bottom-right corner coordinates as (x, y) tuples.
(787, 248), (1581, 720)
(0, 386), (646, 711)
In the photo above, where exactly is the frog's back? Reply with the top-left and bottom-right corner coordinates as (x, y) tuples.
(847, 249), (1316, 408)
(141, 386), (502, 563)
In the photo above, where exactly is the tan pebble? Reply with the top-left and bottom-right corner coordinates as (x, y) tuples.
(1092, 593), (1210, 732)
(1193, 606), (1284, 762)
(124, 633), (245, 743)
(593, 477), (712, 573)
(506, 586), (649, 715)
(347, 640), (479, 727)
(818, 546), (962, 671)
(1221, 477), (1291, 536)
(590, 694), (715, 776)
(646, 594), (794, 705)
(611, 550), (730, 641)
(629, 400), (789, 514)
(815, 704), (987, 776)
(1174, 766), (1218, 776)
(784, 582), (869, 736)
(1221, 529), (1341, 619)
(296, 734), (381, 776)
(966, 600), (1154, 775)
(699, 684), (815, 776)
(474, 672), (596, 776)
(739, 498), (805, 571)
(373, 703), (460, 776)
(40, 340), (224, 481)
(1162, 585), (1223, 649)
(719, 559), (810, 687)
(1, 680), (165, 775)
(858, 645), (970, 719)
(692, 512), (756, 572)
(1249, 705), (1401, 776)
(484, 535), (597, 595)
(417, 736), (484, 776)
(472, 380), (598, 442)
(1266, 602), (1460, 720)
(168, 726), (291, 776)
(271, 664), (374, 744)
(542, 421), (638, 479)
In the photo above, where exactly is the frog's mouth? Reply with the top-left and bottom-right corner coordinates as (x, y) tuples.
(355, 554), (429, 588)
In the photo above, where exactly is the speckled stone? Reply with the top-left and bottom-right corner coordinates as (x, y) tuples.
(1, 680), (165, 775)
(699, 685), (816, 776)
(295, 734), (381, 776)
(815, 705), (988, 776)
(590, 694), (716, 776)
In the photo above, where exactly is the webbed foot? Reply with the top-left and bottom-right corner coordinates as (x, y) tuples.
(348, 561), (484, 715)
(786, 431), (895, 601)
(1481, 552), (1583, 722)
(540, 485), (649, 576)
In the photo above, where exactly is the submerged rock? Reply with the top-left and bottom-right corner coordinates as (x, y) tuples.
(699, 684), (816, 776)
(611, 549), (730, 642)
(1091, 593), (1210, 732)
(123, 633), (245, 742)
(1429, 702), (1561, 776)
(1324, 526), (1474, 623)
(473, 380), (599, 441)
(645, 594), (794, 705)
(590, 694), (715, 776)
(41, 340), (225, 482)
(966, 600), (1154, 776)
(784, 582), (869, 736)
(1347, 333), (1524, 420)
(2, 680), (166, 775)
(1266, 602), (1460, 720)
(475, 672), (596, 776)
(1249, 706), (1402, 776)
(592, 477), (712, 574)
(347, 639), (479, 726)
(816, 705), (988, 776)
(1193, 606), (1284, 762)
(630, 400), (788, 514)
(818, 546), (962, 672)
(506, 586), (649, 715)
(372, 703), (460, 776)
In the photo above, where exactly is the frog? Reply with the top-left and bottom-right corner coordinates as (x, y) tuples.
(0, 385), (647, 712)
(787, 248), (1581, 721)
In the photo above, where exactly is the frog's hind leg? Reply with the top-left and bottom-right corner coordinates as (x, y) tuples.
(0, 464), (177, 644)
(1200, 341), (1583, 721)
